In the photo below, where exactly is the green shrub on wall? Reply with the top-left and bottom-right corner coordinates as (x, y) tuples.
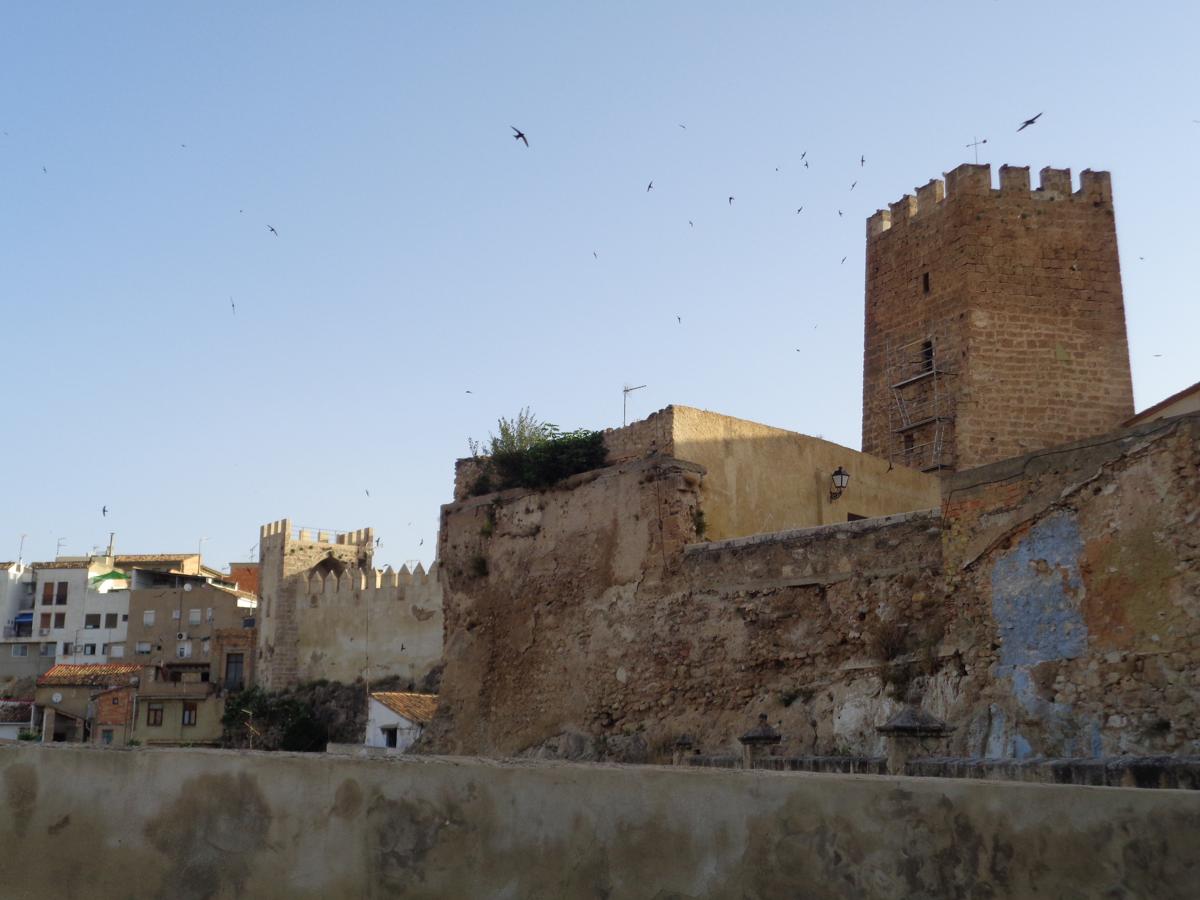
(470, 408), (607, 495)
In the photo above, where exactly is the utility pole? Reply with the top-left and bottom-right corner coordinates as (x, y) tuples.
(623, 384), (647, 427)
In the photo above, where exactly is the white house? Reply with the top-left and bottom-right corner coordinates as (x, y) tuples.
(0, 701), (33, 740)
(365, 692), (437, 752)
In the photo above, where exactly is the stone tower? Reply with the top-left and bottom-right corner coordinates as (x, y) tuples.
(861, 163), (1134, 472)
(256, 519), (373, 690)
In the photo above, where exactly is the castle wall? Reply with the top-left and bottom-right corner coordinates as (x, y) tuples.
(864, 164), (1134, 472)
(669, 406), (939, 539)
(293, 565), (443, 687)
(424, 415), (1200, 762)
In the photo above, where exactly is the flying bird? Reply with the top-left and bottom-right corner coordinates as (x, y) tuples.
(646, 180), (654, 192)
(795, 207), (803, 214)
(676, 315), (682, 324)
(1017, 112), (1042, 132)
(838, 210), (843, 217)
(511, 126), (528, 147)
(593, 251), (598, 259)
(267, 225), (278, 236)
(42, 166), (47, 174)
(800, 151), (807, 160)
(804, 160), (809, 169)
(102, 506), (108, 517)
(465, 390), (472, 394)
(180, 144), (187, 149)
(375, 537), (381, 547)
(728, 196), (734, 205)
(678, 124), (687, 130)
(688, 220), (694, 227)
(230, 297), (236, 315)
(850, 181), (857, 191)
(365, 489), (370, 498)
(860, 155), (866, 167)
(841, 256), (847, 264)
(419, 539), (424, 547)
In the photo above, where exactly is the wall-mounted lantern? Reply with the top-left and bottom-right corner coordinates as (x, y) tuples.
(829, 466), (850, 502)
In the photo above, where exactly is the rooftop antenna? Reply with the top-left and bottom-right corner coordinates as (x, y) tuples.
(17, 534), (26, 566)
(966, 136), (988, 164)
(55, 537), (67, 559)
(623, 384), (647, 426)
(106, 532), (115, 558)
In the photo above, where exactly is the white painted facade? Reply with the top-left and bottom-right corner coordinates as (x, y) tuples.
(365, 697), (424, 753)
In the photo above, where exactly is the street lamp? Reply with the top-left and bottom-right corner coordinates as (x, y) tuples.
(829, 466), (850, 502)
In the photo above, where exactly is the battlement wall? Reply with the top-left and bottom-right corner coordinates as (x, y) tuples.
(258, 518), (374, 548)
(867, 164), (1113, 238)
(291, 562), (443, 688)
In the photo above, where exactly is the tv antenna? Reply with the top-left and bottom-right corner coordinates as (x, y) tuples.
(966, 136), (988, 164)
(623, 384), (647, 426)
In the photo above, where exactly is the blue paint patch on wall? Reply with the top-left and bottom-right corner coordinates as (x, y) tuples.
(992, 512), (1088, 666)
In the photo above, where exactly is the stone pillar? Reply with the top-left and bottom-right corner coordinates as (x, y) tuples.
(738, 714), (781, 769)
(876, 706), (954, 775)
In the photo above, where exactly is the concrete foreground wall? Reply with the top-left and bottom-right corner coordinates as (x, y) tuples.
(1, 743), (1198, 900)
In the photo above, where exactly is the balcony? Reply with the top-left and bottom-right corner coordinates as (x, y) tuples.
(138, 679), (216, 700)
(2, 626), (32, 639)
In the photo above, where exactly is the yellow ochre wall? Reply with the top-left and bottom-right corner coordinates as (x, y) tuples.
(668, 406), (941, 540)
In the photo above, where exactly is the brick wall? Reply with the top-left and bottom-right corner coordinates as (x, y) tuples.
(863, 164), (1133, 472)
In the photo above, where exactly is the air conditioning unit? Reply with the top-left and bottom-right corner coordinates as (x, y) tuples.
(176, 632), (188, 641)
(38, 628), (50, 636)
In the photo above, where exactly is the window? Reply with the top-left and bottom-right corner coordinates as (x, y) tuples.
(39, 643), (54, 657)
(172, 609), (181, 620)
(101, 643), (108, 654)
(242, 617), (256, 629)
(104, 613), (118, 629)
(188, 609), (201, 626)
(382, 727), (398, 748)
(206, 608), (214, 623)
(224, 652), (244, 689)
(55, 582), (68, 605)
(40, 613), (51, 630)
(847, 513), (867, 522)
(147, 703), (163, 727)
(135, 642), (151, 654)
(922, 271), (930, 294)
(182, 702), (197, 727)
(101, 729), (113, 745)
(169, 670), (182, 683)
(11, 645), (28, 657)
(201, 638), (210, 656)
(921, 340), (934, 373)
(53, 613), (65, 629)
(112, 696), (120, 706)
(85, 614), (101, 629)
(200, 670), (210, 682)
(177, 641), (192, 659)
(110, 645), (124, 659)
(83, 643), (96, 656)
(143, 610), (155, 627)
(121, 614), (128, 622)
(42, 582), (54, 606)
(62, 642), (72, 655)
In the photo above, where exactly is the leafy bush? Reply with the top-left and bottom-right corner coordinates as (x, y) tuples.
(16, 729), (37, 741)
(469, 409), (608, 495)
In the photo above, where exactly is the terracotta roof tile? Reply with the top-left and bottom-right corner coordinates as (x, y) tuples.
(371, 692), (438, 725)
(37, 663), (143, 687)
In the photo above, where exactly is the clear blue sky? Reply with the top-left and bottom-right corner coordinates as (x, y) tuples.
(3, 2), (1196, 571)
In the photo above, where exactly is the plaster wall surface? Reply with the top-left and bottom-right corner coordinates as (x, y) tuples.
(1, 743), (1197, 900)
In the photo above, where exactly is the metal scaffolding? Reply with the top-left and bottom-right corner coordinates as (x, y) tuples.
(885, 336), (955, 471)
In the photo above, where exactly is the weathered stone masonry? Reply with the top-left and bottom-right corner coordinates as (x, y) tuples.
(423, 413), (1200, 763)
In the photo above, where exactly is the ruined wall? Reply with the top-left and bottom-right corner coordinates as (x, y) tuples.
(293, 564), (442, 688)
(863, 164), (1134, 471)
(1, 743), (1196, 900)
(426, 415), (1200, 763)
(942, 413), (1200, 757)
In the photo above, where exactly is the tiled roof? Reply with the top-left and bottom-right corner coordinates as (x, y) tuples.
(371, 692), (438, 725)
(37, 663), (143, 687)
(30, 560), (92, 570)
(0, 562), (18, 570)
